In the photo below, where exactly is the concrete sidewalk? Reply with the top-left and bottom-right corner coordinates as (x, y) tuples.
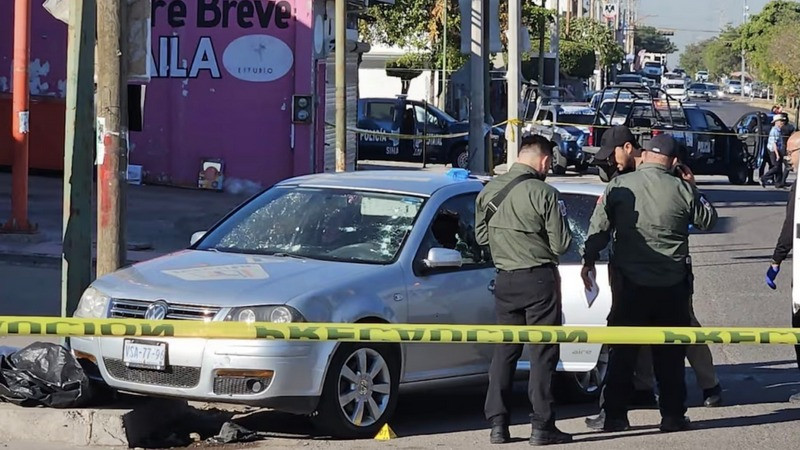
(0, 172), (251, 266)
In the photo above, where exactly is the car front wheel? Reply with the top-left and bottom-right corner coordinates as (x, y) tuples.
(556, 345), (610, 403)
(451, 144), (469, 169)
(312, 343), (400, 439)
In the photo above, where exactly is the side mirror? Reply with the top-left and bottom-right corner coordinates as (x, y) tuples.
(190, 231), (207, 246)
(422, 248), (463, 270)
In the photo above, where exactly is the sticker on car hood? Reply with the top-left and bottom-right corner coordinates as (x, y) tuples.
(162, 264), (270, 281)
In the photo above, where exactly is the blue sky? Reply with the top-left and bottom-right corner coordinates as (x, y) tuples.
(638, 0), (773, 67)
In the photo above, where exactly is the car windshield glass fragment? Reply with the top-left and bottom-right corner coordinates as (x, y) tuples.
(197, 187), (425, 264)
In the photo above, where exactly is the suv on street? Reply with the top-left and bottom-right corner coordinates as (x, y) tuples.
(682, 104), (750, 184)
(356, 96), (506, 169)
(526, 103), (594, 174)
(687, 83), (713, 102)
(582, 85), (690, 181)
(695, 71), (709, 82)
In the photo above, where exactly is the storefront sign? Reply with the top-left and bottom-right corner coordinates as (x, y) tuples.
(150, 0), (294, 81)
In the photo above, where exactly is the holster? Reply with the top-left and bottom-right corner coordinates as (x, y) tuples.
(685, 256), (695, 295)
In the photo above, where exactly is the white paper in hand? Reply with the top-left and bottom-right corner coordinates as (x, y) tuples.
(585, 271), (599, 307)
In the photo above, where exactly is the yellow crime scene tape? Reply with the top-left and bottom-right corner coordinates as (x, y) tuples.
(326, 119), (775, 141)
(2, 317), (800, 345)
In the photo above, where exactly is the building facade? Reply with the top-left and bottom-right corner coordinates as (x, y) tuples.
(0, 0), (378, 190)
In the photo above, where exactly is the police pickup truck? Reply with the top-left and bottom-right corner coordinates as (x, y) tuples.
(356, 96), (506, 169)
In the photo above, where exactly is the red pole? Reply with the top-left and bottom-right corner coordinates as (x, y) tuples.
(5, 0), (34, 233)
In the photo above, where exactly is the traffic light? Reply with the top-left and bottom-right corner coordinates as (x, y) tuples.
(292, 95), (313, 124)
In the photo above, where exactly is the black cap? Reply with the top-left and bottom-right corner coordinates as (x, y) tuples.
(644, 134), (680, 158)
(596, 126), (640, 161)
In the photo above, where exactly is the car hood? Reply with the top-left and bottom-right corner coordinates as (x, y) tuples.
(92, 250), (382, 307)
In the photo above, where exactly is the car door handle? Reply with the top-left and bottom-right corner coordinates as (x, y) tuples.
(488, 279), (495, 293)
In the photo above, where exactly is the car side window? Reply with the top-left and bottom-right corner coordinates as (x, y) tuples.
(415, 194), (491, 274)
(704, 113), (725, 131)
(366, 102), (394, 122)
(560, 193), (610, 264)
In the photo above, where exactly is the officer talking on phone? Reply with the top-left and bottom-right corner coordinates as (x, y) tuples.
(581, 134), (718, 433)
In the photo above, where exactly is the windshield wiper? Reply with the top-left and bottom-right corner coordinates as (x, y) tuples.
(268, 252), (307, 260)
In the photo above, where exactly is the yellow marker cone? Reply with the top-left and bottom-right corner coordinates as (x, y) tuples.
(374, 423), (397, 440)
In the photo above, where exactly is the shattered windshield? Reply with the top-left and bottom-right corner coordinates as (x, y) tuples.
(197, 187), (425, 264)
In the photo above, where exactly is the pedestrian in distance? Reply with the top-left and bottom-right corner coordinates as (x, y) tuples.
(762, 113), (790, 188)
(581, 134), (719, 433)
(765, 130), (800, 403)
(475, 134), (573, 446)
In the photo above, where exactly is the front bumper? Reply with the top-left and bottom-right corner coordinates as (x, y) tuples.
(71, 336), (337, 414)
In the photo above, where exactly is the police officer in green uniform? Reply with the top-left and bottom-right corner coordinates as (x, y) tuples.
(581, 134), (718, 433)
(475, 134), (573, 446)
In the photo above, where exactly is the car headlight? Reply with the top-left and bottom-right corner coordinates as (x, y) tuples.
(225, 306), (305, 323)
(74, 287), (111, 318)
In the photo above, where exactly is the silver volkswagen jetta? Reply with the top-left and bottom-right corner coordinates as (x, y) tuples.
(71, 170), (612, 438)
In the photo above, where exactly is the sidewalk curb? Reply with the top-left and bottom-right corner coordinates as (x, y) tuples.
(0, 398), (195, 447)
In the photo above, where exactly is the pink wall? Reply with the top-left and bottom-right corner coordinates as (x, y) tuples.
(0, 3), (67, 98)
(141, 0), (315, 188)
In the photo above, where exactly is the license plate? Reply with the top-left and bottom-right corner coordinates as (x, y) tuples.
(123, 339), (167, 370)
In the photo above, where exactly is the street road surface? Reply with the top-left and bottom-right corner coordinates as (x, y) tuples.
(1, 100), (798, 449)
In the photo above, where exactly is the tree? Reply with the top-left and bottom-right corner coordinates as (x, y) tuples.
(703, 26), (742, 80)
(739, 0), (800, 88)
(764, 21), (800, 99)
(634, 26), (678, 54)
(679, 39), (712, 76)
(562, 17), (624, 68)
(386, 53), (431, 94)
(559, 41), (596, 78)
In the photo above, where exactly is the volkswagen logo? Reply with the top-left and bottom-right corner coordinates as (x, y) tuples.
(144, 300), (169, 320)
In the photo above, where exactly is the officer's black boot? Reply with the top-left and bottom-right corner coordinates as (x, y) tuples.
(585, 410), (630, 432)
(703, 384), (723, 407)
(530, 426), (572, 446)
(489, 416), (510, 444)
(660, 416), (691, 432)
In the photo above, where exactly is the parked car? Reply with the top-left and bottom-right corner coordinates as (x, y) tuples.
(526, 104), (594, 174)
(356, 96), (506, 169)
(589, 89), (634, 111)
(695, 70), (709, 82)
(680, 105), (750, 184)
(727, 80), (743, 94)
(687, 83), (712, 102)
(70, 171), (613, 439)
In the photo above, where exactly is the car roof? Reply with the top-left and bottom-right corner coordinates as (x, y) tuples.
(277, 171), (605, 198)
(277, 170), (483, 196)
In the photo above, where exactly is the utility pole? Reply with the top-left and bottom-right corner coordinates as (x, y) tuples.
(96, 0), (129, 276)
(741, 0), (748, 99)
(482, 0), (493, 172)
(5, 0), (34, 233)
(61, 0), (96, 317)
(506, 0), (521, 164)
(441, 0), (448, 109)
(537, 0), (546, 93)
(335, 0), (347, 171)
(554, 0), (561, 92)
(468, 0), (486, 173)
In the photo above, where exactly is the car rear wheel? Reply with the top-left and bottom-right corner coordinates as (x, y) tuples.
(312, 343), (400, 439)
(451, 144), (469, 169)
(556, 345), (610, 403)
(728, 163), (750, 185)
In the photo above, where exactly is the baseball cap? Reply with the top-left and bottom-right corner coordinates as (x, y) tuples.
(596, 126), (641, 161)
(644, 134), (680, 158)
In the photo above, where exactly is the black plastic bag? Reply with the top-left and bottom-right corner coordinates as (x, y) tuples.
(205, 422), (266, 444)
(0, 342), (90, 408)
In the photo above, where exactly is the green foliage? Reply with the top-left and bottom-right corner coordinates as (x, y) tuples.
(739, 0), (800, 89)
(559, 41), (596, 78)
(634, 26), (678, 54)
(679, 39), (711, 76)
(385, 53), (432, 94)
(562, 17), (624, 68)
